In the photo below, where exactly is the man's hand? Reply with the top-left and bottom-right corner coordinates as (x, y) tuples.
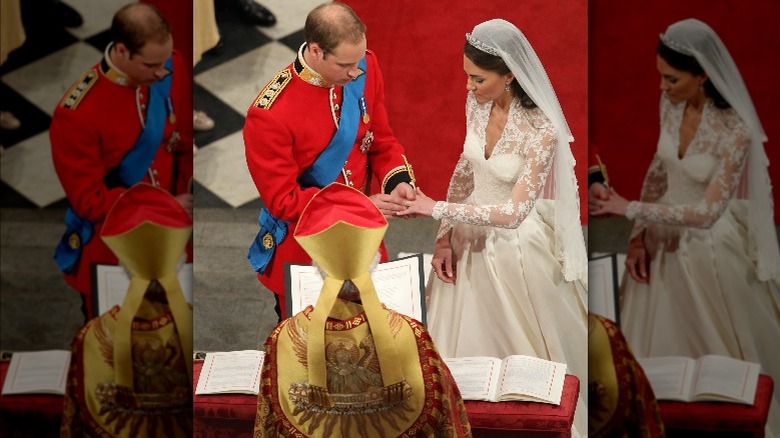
(591, 187), (630, 217)
(392, 182), (416, 201)
(174, 193), (193, 218)
(588, 182), (609, 213)
(370, 182), (416, 219)
(397, 187), (436, 218)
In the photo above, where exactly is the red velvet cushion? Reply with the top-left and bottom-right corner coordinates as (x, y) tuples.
(193, 360), (257, 438)
(194, 362), (580, 437)
(465, 374), (579, 438)
(0, 360), (64, 437)
(658, 374), (773, 437)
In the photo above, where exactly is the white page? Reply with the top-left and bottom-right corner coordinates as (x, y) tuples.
(444, 357), (502, 401)
(638, 356), (695, 401)
(398, 252), (432, 285)
(498, 355), (567, 404)
(195, 350), (264, 395)
(95, 262), (193, 315)
(587, 254), (619, 322)
(1, 350), (71, 395)
(691, 355), (759, 404)
(287, 257), (423, 321)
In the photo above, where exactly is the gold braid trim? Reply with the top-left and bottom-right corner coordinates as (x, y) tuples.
(589, 154), (609, 186)
(403, 155), (416, 187)
(381, 155), (416, 194)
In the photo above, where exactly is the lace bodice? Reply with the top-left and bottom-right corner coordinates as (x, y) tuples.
(433, 92), (556, 238)
(628, 94), (749, 234)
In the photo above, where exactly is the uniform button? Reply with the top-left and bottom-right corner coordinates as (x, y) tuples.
(152, 169), (158, 175)
(348, 181), (354, 187)
(345, 170), (351, 176)
(334, 104), (340, 111)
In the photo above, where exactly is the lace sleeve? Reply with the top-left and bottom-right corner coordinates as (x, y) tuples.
(629, 154), (668, 237)
(626, 127), (749, 229)
(432, 122), (555, 229)
(435, 154), (474, 239)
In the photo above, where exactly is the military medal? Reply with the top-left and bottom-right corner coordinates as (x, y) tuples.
(359, 130), (374, 153)
(166, 97), (176, 124)
(359, 96), (370, 124)
(167, 130), (180, 152)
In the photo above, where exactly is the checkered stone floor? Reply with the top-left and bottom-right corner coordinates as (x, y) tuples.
(0, 0), (321, 211)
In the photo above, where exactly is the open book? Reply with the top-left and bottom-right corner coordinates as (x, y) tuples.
(444, 355), (567, 404)
(1, 350), (71, 395)
(638, 355), (760, 404)
(284, 254), (426, 323)
(195, 350), (265, 395)
(92, 262), (193, 316)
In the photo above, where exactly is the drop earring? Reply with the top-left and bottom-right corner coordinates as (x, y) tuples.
(505, 83), (511, 92)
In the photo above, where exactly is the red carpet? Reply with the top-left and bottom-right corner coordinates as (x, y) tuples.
(590, 0), (780, 221)
(347, 0), (588, 223)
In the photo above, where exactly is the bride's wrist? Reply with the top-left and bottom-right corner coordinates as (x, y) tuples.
(432, 201), (446, 220)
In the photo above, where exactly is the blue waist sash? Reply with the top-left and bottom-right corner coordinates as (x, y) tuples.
(247, 57), (367, 274)
(54, 58), (174, 273)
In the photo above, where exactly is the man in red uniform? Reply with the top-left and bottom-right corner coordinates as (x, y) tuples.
(50, 2), (193, 321)
(244, 1), (416, 320)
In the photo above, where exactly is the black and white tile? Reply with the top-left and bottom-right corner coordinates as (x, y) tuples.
(193, 0), (322, 209)
(0, 0), (320, 211)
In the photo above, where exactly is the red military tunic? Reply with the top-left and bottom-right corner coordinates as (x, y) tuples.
(50, 45), (193, 317)
(244, 45), (415, 313)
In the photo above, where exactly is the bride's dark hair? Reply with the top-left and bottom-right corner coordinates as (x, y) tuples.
(464, 42), (536, 109)
(657, 41), (730, 109)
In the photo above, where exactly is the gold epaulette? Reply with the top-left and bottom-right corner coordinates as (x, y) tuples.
(253, 68), (292, 109)
(60, 69), (98, 110)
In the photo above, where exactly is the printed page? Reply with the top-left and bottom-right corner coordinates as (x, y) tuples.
(94, 262), (194, 315)
(690, 354), (759, 404)
(195, 350), (265, 395)
(1, 350), (71, 395)
(497, 355), (567, 404)
(444, 357), (503, 401)
(286, 256), (424, 321)
(637, 356), (696, 401)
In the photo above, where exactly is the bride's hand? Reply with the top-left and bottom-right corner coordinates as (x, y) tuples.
(397, 187), (436, 217)
(591, 187), (630, 217)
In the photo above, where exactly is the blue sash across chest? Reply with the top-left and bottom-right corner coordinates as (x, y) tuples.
(54, 58), (174, 273)
(247, 57), (368, 274)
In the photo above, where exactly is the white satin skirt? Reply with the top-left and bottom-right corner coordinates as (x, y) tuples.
(426, 206), (588, 437)
(621, 205), (780, 437)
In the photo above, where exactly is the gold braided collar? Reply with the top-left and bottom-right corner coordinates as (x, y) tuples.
(100, 43), (133, 87)
(294, 43), (333, 88)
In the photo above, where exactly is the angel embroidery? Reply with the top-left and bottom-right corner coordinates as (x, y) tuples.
(326, 337), (382, 393)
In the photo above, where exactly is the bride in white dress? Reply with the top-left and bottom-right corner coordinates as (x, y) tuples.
(398, 19), (588, 436)
(592, 18), (780, 436)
